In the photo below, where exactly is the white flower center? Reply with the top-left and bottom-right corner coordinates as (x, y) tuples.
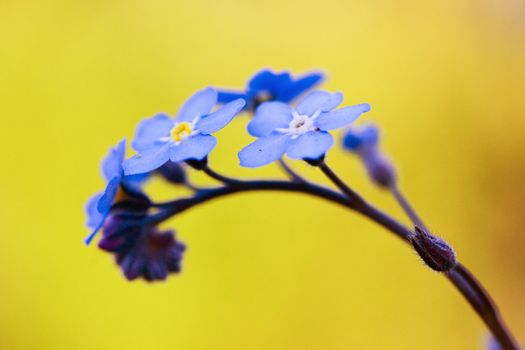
(276, 110), (320, 138)
(158, 116), (200, 145)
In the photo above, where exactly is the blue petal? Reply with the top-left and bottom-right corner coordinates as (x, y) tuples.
(122, 173), (149, 193)
(266, 72), (292, 91)
(123, 143), (171, 175)
(84, 220), (105, 245)
(169, 134), (217, 162)
(286, 131), (333, 160)
(217, 91), (248, 104)
(132, 114), (173, 153)
(86, 193), (104, 230)
(315, 103), (371, 131)
(196, 98), (245, 134)
(359, 124), (380, 145)
(102, 139), (126, 181)
(277, 72), (324, 102)
(176, 87), (218, 122)
(97, 176), (121, 214)
(247, 102), (293, 137)
(342, 131), (363, 150)
(248, 70), (281, 90)
(296, 91), (343, 116)
(238, 133), (290, 168)
(124, 172), (149, 185)
(86, 178), (119, 245)
(342, 124), (379, 151)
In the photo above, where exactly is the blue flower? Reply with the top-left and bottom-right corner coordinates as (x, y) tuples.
(217, 69), (324, 111)
(342, 124), (396, 187)
(85, 139), (147, 245)
(85, 193), (105, 242)
(123, 87), (245, 175)
(238, 91), (371, 167)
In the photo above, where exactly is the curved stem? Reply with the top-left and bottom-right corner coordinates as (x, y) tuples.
(150, 174), (519, 349)
(387, 186), (519, 349)
(447, 265), (520, 350)
(150, 180), (358, 226)
(318, 161), (519, 350)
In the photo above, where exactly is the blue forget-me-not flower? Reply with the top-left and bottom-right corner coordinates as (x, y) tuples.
(123, 87), (245, 175)
(85, 139), (147, 245)
(217, 69), (324, 111)
(238, 91), (371, 167)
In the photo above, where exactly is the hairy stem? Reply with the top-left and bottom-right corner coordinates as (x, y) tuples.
(447, 266), (520, 350)
(150, 167), (519, 349)
(318, 161), (519, 350)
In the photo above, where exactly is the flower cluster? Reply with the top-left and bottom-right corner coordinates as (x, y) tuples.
(85, 68), (373, 282)
(83, 68), (520, 350)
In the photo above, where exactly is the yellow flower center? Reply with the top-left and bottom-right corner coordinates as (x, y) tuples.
(170, 122), (193, 142)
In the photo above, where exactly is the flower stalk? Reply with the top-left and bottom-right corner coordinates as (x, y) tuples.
(148, 165), (520, 349)
(84, 69), (521, 349)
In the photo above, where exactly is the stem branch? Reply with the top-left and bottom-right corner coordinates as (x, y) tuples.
(150, 167), (519, 349)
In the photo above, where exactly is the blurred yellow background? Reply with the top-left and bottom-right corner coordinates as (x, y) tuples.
(1, 0), (524, 349)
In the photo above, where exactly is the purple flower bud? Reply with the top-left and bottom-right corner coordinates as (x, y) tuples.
(116, 228), (186, 282)
(411, 227), (456, 272)
(361, 149), (396, 187)
(98, 211), (144, 253)
(185, 156), (208, 170)
(342, 124), (396, 188)
(97, 205), (186, 282)
(158, 160), (187, 184)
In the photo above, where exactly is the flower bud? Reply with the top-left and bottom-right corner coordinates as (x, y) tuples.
(98, 207), (186, 282)
(342, 124), (379, 151)
(362, 150), (396, 187)
(98, 210), (146, 253)
(158, 160), (187, 184)
(342, 124), (396, 187)
(117, 228), (185, 281)
(411, 226), (456, 272)
(185, 157), (208, 170)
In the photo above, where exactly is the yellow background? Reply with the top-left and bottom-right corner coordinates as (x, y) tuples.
(1, 0), (524, 349)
